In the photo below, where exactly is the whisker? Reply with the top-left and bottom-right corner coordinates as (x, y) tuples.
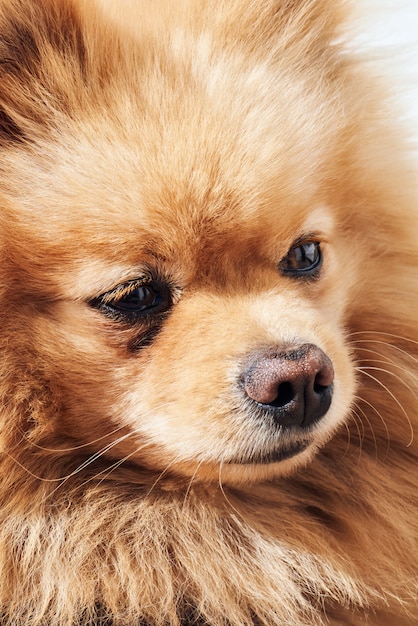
(91, 441), (154, 489)
(349, 331), (418, 346)
(62, 431), (135, 477)
(40, 431), (136, 503)
(40, 432), (134, 502)
(357, 359), (418, 395)
(16, 423), (128, 453)
(353, 395), (391, 451)
(351, 339), (418, 364)
(218, 462), (244, 521)
(352, 400), (381, 459)
(143, 458), (182, 500)
(182, 460), (203, 509)
(354, 349), (418, 377)
(345, 408), (360, 453)
(357, 365), (417, 399)
(1, 429), (132, 505)
(342, 418), (353, 455)
(351, 405), (366, 444)
(356, 368), (414, 447)
(0, 449), (60, 483)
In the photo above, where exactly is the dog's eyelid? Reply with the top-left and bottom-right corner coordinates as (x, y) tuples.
(290, 231), (323, 248)
(95, 278), (153, 305)
(89, 267), (178, 302)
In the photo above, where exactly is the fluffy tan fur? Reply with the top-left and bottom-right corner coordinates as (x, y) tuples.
(0, 0), (417, 624)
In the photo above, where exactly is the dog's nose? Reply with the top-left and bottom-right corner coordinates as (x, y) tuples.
(242, 343), (334, 428)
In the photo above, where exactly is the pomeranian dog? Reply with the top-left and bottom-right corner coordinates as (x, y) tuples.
(0, 0), (417, 624)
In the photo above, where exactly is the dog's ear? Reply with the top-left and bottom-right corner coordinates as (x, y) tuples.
(0, 0), (89, 144)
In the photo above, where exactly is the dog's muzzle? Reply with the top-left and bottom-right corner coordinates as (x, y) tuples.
(241, 343), (334, 430)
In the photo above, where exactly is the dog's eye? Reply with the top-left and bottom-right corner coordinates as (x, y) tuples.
(112, 284), (169, 313)
(279, 242), (322, 277)
(90, 280), (172, 320)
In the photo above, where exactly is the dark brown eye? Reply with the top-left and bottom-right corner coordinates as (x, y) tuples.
(112, 284), (165, 313)
(90, 280), (172, 321)
(279, 242), (322, 278)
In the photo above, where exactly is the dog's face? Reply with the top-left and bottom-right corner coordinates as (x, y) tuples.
(0, 0), (367, 485)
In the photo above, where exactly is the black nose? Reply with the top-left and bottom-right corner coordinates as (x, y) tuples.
(241, 343), (334, 428)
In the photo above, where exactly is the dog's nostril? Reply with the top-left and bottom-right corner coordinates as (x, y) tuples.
(268, 381), (295, 408)
(244, 375), (296, 406)
(242, 343), (334, 428)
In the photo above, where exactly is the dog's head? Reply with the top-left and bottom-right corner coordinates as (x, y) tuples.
(0, 0), (405, 485)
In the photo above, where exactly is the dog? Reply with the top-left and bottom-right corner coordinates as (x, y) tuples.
(0, 0), (417, 624)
